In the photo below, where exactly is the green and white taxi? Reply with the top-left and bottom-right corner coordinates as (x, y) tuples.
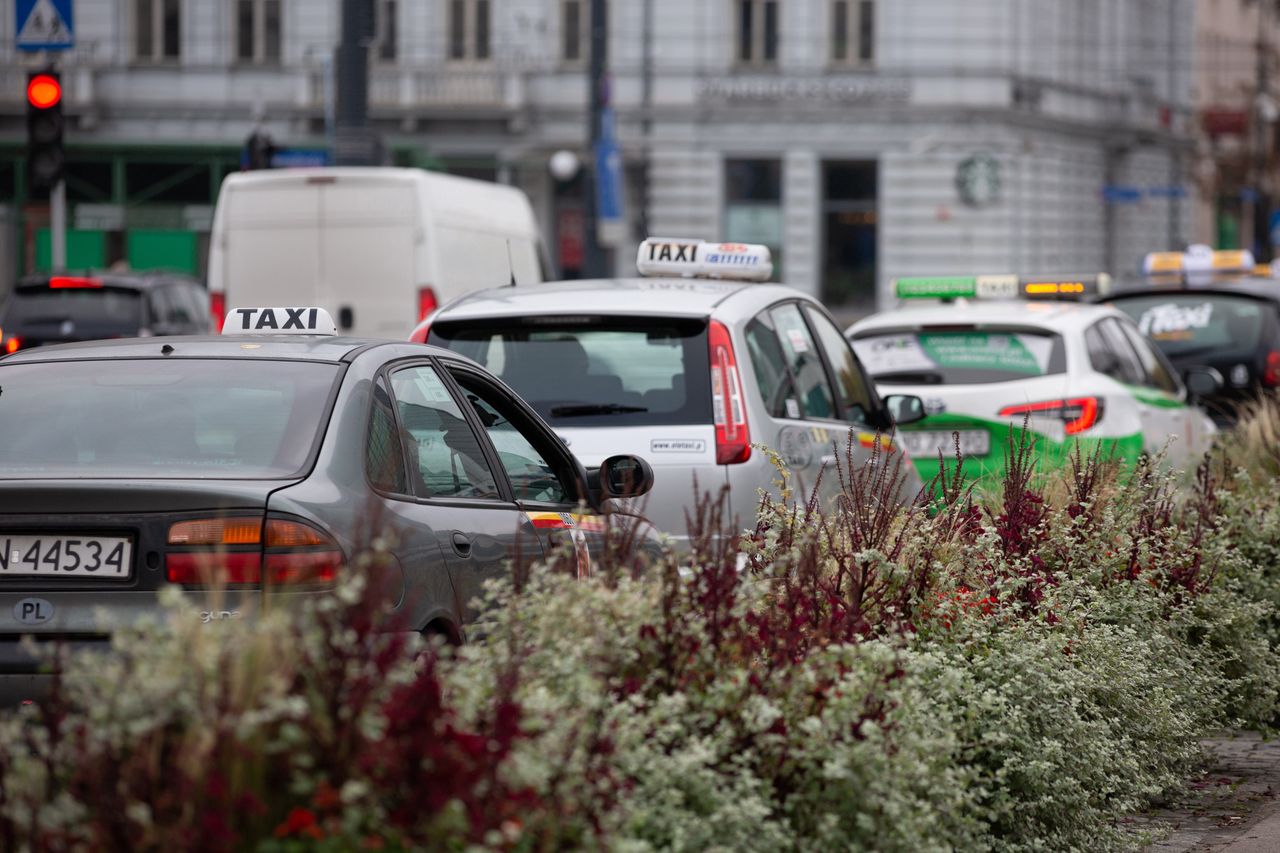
(846, 275), (1218, 487)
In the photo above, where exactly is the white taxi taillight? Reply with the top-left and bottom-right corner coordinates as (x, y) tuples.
(708, 320), (751, 465)
(165, 516), (342, 587)
(417, 286), (439, 322)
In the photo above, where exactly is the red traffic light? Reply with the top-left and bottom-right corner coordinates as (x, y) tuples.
(26, 74), (61, 110)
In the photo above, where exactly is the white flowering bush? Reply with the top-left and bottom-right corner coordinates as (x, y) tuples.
(2, 405), (1280, 850)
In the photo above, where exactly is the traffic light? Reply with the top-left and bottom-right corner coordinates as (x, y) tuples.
(26, 70), (65, 195)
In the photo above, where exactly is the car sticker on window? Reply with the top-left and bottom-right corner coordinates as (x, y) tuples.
(918, 333), (1051, 375)
(786, 327), (810, 354)
(1137, 302), (1214, 340)
(785, 399), (801, 419)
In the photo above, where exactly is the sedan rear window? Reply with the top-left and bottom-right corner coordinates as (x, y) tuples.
(851, 329), (1066, 384)
(429, 318), (711, 426)
(2, 288), (143, 337)
(0, 359), (340, 479)
(1107, 293), (1271, 361)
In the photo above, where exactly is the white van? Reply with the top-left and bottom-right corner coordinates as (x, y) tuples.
(207, 167), (546, 338)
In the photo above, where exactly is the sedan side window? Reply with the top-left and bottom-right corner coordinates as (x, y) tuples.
(1097, 318), (1148, 387)
(367, 376), (408, 494)
(803, 305), (875, 424)
(744, 317), (799, 419)
(1086, 322), (1138, 385)
(1117, 319), (1180, 394)
(449, 369), (573, 505)
(388, 365), (502, 500)
(770, 303), (838, 420)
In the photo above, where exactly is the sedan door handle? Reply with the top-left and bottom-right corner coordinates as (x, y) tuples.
(451, 532), (472, 557)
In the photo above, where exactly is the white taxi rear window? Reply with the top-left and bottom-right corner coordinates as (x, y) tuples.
(852, 329), (1067, 384)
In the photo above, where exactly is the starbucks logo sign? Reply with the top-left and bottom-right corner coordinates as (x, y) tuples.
(956, 153), (1001, 207)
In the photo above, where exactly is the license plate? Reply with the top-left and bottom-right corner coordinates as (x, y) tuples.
(899, 429), (990, 458)
(0, 535), (133, 579)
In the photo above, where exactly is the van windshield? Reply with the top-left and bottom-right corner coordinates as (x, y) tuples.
(429, 318), (712, 426)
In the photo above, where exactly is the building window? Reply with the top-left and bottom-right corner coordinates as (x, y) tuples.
(736, 0), (778, 67)
(821, 161), (878, 309)
(831, 0), (874, 65)
(236, 0), (281, 64)
(448, 0), (491, 62)
(136, 0), (181, 61)
(374, 0), (397, 61)
(724, 159), (784, 275)
(561, 0), (588, 64)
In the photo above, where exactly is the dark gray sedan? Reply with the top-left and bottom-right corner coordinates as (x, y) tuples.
(0, 308), (654, 702)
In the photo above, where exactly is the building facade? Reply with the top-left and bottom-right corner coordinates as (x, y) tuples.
(0, 0), (1194, 314)
(1192, 0), (1280, 256)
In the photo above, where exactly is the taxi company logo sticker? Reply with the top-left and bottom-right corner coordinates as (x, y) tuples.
(1138, 302), (1213, 337)
(650, 439), (706, 453)
(14, 597), (53, 625)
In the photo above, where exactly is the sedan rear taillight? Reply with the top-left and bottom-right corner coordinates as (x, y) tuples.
(709, 320), (751, 464)
(3, 335), (22, 354)
(999, 397), (1103, 435)
(165, 515), (341, 587)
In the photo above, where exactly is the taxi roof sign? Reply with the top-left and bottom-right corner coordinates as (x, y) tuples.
(893, 274), (1108, 301)
(1141, 245), (1256, 284)
(636, 238), (773, 282)
(223, 307), (338, 335)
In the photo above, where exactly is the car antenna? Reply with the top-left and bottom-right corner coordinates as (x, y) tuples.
(506, 239), (517, 287)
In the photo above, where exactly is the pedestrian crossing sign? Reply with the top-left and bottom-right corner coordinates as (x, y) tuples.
(16, 0), (74, 51)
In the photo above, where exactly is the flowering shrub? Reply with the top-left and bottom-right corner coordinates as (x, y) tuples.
(3, 400), (1280, 850)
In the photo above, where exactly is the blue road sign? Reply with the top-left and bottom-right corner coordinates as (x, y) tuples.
(16, 0), (74, 51)
(272, 149), (331, 168)
(594, 106), (626, 243)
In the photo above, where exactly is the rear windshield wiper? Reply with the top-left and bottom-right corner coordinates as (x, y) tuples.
(874, 371), (946, 384)
(549, 403), (649, 417)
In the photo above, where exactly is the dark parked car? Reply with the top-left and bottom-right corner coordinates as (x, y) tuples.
(1101, 275), (1280, 425)
(0, 307), (656, 704)
(0, 271), (209, 354)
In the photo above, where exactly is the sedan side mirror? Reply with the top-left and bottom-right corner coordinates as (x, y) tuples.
(883, 394), (926, 426)
(1184, 365), (1224, 400)
(599, 454), (655, 500)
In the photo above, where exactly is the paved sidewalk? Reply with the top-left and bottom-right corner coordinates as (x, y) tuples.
(1139, 732), (1280, 852)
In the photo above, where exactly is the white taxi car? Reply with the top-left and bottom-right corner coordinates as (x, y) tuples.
(412, 238), (926, 548)
(847, 275), (1219, 487)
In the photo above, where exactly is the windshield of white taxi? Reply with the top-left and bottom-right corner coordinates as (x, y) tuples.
(851, 327), (1067, 384)
(0, 359), (341, 479)
(428, 317), (713, 426)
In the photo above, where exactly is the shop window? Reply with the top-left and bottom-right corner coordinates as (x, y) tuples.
(724, 159), (783, 277)
(235, 0), (281, 65)
(736, 0), (778, 67)
(831, 0), (874, 65)
(821, 160), (878, 309)
(448, 0), (491, 61)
